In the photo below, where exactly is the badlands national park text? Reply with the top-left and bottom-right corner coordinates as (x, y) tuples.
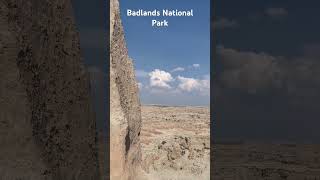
(126, 9), (194, 27)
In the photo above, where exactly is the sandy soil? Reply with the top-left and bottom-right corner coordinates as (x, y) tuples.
(140, 105), (210, 180)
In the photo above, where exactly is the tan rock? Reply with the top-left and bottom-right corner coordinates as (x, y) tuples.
(0, 0), (99, 179)
(140, 105), (210, 180)
(110, 0), (143, 179)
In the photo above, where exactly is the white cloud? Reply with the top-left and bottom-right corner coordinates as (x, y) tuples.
(213, 18), (238, 29)
(265, 8), (288, 17)
(171, 67), (185, 72)
(137, 82), (143, 89)
(192, 64), (200, 68)
(136, 69), (149, 78)
(149, 69), (174, 89)
(177, 76), (210, 95)
(216, 46), (280, 92)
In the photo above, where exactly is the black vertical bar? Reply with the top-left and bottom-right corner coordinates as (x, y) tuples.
(105, 0), (110, 179)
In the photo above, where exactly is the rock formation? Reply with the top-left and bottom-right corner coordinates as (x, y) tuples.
(140, 106), (210, 180)
(213, 143), (320, 179)
(0, 0), (99, 179)
(110, 0), (143, 179)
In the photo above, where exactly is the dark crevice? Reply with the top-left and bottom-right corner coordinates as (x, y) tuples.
(125, 128), (131, 155)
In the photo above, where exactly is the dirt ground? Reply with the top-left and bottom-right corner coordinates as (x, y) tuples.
(140, 105), (210, 180)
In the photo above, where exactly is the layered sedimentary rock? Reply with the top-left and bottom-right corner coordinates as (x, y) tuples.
(110, 0), (143, 179)
(0, 0), (98, 179)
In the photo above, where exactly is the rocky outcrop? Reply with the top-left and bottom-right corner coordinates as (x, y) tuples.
(140, 106), (210, 180)
(110, 0), (143, 179)
(0, 0), (99, 179)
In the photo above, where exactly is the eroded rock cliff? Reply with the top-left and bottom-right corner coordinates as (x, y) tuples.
(110, 0), (143, 179)
(0, 0), (99, 179)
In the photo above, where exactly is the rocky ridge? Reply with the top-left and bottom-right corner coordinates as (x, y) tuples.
(110, 0), (143, 179)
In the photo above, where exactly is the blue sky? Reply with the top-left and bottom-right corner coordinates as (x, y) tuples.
(120, 0), (210, 106)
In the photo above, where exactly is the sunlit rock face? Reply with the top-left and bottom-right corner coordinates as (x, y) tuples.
(110, 0), (143, 179)
(0, 0), (99, 179)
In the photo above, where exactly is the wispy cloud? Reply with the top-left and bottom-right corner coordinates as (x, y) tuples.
(213, 18), (239, 29)
(192, 64), (200, 68)
(265, 7), (288, 18)
(171, 67), (185, 72)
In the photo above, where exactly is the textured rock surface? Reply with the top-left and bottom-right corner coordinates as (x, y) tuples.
(140, 105), (210, 180)
(110, 0), (143, 179)
(0, 0), (99, 179)
(213, 143), (320, 179)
